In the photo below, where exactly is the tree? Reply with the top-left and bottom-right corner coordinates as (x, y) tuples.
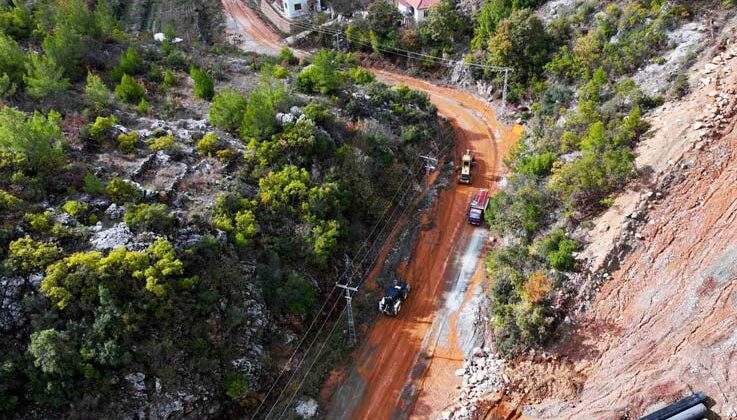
(209, 89), (247, 132)
(367, 1), (401, 39)
(241, 84), (282, 140)
(115, 74), (145, 104)
(419, 0), (468, 50)
(117, 46), (143, 77)
(487, 9), (551, 86)
(84, 72), (113, 113)
(0, 32), (25, 91)
(190, 67), (214, 100)
(258, 165), (311, 212)
(297, 50), (342, 94)
(41, 24), (84, 81)
(28, 329), (76, 376)
(0, 106), (65, 177)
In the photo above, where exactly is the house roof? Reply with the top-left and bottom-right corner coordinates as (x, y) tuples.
(398, 0), (441, 10)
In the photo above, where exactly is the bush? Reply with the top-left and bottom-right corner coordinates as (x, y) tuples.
(88, 115), (117, 143)
(0, 189), (23, 211)
(117, 46), (143, 77)
(84, 72), (113, 112)
(115, 74), (145, 104)
(117, 131), (138, 153)
(0, 107), (65, 177)
(24, 212), (53, 232)
(196, 132), (223, 157)
(23, 53), (69, 99)
(124, 203), (175, 233)
(209, 89), (247, 132)
(297, 50), (342, 94)
(8, 236), (62, 273)
(190, 67), (214, 100)
(278, 47), (298, 65)
(163, 70), (176, 86)
(346, 67), (375, 85)
(224, 373), (249, 399)
(83, 172), (104, 195)
(149, 134), (178, 154)
(538, 229), (577, 271)
(136, 97), (150, 115)
(106, 177), (142, 204)
(62, 200), (89, 218)
(0, 32), (26, 90)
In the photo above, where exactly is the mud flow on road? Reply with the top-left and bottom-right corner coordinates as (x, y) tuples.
(326, 72), (521, 420)
(216, 6), (523, 417)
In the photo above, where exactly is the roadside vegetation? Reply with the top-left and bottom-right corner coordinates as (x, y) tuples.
(0, 1), (445, 416)
(471, 0), (724, 356)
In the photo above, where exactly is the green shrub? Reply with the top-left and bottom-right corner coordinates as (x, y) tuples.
(106, 177), (142, 204)
(0, 32), (26, 89)
(224, 373), (249, 399)
(0, 189), (23, 211)
(346, 67), (375, 85)
(189, 67), (214, 100)
(136, 98), (149, 115)
(24, 211), (53, 232)
(209, 89), (247, 132)
(88, 115), (118, 143)
(272, 65), (289, 79)
(84, 72), (113, 112)
(124, 203), (175, 233)
(0, 107), (65, 177)
(297, 50), (342, 94)
(278, 47), (298, 65)
(23, 53), (69, 99)
(196, 132), (223, 157)
(115, 74), (145, 104)
(163, 69), (176, 86)
(538, 229), (577, 271)
(62, 200), (89, 218)
(117, 46), (143, 77)
(83, 172), (104, 195)
(149, 134), (178, 154)
(117, 131), (138, 153)
(8, 236), (62, 272)
(517, 152), (557, 176)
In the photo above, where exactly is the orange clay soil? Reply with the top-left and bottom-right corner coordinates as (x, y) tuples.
(325, 71), (521, 420)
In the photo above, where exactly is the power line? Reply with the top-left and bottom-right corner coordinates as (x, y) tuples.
(269, 137), (457, 419)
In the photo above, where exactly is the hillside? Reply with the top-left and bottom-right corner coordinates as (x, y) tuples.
(0, 2), (449, 418)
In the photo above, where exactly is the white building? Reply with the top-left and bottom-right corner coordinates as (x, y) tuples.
(279, 0), (322, 19)
(397, 0), (440, 24)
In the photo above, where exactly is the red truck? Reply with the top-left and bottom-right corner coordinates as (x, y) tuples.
(468, 189), (490, 226)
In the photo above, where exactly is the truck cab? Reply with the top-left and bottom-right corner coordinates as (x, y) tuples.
(468, 189), (490, 226)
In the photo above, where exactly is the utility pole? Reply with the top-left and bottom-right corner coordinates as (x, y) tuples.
(420, 155), (438, 205)
(501, 68), (509, 116)
(336, 282), (358, 346)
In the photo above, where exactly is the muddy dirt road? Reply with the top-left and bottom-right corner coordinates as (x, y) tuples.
(326, 72), (519, 420)
(218, 5), (521, 418)
(221, 0), (290, 56)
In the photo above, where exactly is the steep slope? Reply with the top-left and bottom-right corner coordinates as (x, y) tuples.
(524, 30), (737, 420)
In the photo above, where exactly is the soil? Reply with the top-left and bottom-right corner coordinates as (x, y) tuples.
(494, 23), (737, 420)
(221, 0), (291, 56)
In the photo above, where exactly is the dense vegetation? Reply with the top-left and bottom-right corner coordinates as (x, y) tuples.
(471, 0), (716, 356)
(0, 1), (445, 416)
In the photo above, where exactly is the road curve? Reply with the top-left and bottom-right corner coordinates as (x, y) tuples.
(218, 4), (521, 418)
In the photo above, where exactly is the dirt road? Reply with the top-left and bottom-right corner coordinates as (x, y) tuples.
(218, 5), (521, 417)
(325, 73), (519, 419)
(221, 0), (290, 56)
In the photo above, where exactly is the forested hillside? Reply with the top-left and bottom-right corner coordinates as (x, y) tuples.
(0, 1), (447, 417)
